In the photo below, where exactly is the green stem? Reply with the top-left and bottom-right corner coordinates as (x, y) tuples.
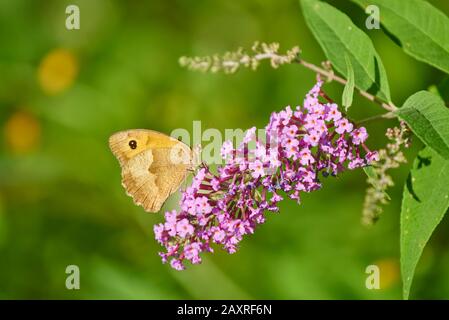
(294, 58), (398, 113)
(356, 112), (396, 125)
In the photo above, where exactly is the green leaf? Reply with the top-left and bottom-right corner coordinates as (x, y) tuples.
(300, 0), (391, 102)
(363, 166), (391, 200)
(352, 0), (449, 74)
(342, 54), (355, 110)
(363, 166), (377, 182)
(397, 91), (449, 159)
(401, 148), (449, 299)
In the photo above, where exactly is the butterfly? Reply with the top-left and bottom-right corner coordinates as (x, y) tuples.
(109, 129), (196, 213)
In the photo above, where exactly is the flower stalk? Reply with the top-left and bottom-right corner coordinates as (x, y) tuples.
(179, 42), (398, 113)
(362, 121), (411, 225)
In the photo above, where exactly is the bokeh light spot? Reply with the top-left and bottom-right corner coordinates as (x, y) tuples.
(4, 110), (41, 154)
(38, 48), (79, 95)
(375, 258), (400, 289)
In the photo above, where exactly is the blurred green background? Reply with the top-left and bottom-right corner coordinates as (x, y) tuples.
(1, 0), (449, 299)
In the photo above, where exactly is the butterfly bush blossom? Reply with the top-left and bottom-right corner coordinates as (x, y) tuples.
(154, 80), (379, 270)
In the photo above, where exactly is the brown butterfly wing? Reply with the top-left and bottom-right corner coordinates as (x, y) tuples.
(109, 129), (192, 213)
(144, 147), (190, 211)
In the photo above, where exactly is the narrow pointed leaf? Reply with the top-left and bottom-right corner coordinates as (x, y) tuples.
(397, 91), (449, 159)
(401, 148), (449, 299)
(352, 0), (449, 74)
(363, 166), (391, 200)
(300, 0), (391, 102)
(342, 55), (355, 110)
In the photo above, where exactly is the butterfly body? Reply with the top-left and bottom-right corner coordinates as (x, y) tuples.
(109, 129), (193, 213)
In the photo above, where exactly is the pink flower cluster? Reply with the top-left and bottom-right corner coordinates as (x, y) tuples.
(154, 80), (378, 270)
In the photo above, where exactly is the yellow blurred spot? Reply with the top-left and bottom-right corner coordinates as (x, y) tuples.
(4, 111), (41, 154)
(375, 258), (400, 289)
(38, 48), (78, 95)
